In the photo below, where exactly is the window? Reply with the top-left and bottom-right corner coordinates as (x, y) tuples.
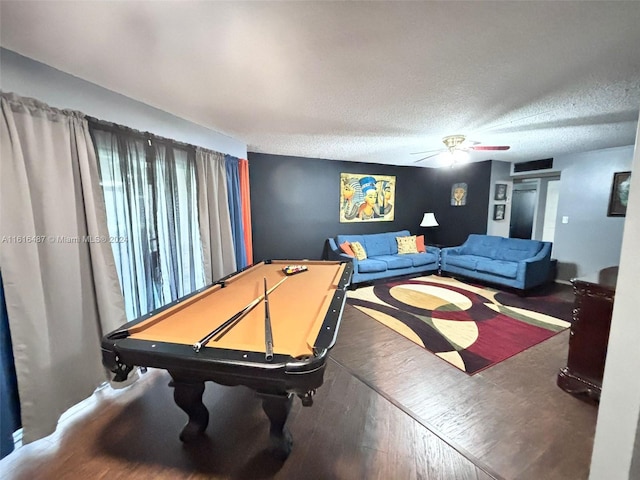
(91, 126), (205, 319)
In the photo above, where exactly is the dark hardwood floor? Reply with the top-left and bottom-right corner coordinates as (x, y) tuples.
(0, 284), (597, 479)
(332, 300), (598, 480)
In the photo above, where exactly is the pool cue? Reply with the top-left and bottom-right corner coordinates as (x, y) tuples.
(193, 276), (287, 352)
(264, 277), (274, 361)
(211, 275), (287, 343)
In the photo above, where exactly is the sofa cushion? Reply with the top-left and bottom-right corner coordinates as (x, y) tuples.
(406, 252), (436, 267)
(362, 231), (405, 256)
(350, 241), (367, 260)
(340, 241), (355, 257)
(476, 259), (518, 278)
(445, 254), (480, 270)
(416, 235), (426, 253)
(357, 258), (388, 273)
(396, 235), (419, 254)
(495, 238), (543, 262)
(461, 234), (503, 258)
(373, 255), (413, 270)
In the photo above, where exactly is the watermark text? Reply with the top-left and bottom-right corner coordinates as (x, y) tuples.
(2, 235), (128, 244)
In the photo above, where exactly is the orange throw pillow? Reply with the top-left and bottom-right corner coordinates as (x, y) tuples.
(416, 235), (426, 253)
(340, 241), (355, 257)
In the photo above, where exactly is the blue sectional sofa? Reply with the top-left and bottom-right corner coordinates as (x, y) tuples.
(326, 230), (440, 285)
(440, 234), (553, 291)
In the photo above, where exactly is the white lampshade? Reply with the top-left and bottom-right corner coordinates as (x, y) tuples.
(420, 212), (439, 227)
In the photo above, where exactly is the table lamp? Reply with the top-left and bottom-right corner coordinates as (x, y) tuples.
(420, 212), (439, 246)
(420, 212), (439, 228)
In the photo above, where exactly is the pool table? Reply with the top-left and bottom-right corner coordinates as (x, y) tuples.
(101, 259), (352, 458)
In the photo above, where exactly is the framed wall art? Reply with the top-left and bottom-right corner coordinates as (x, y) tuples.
(493, 204), (506, 221)
(340, 173), (395, 222)
(494, 183), (507, 201)
(451, 182), (467, 206)
(607, 171), (631, 217)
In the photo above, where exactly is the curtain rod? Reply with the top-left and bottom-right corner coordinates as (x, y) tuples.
(1, 93), (234, 159)
(85, 116), (236, 159)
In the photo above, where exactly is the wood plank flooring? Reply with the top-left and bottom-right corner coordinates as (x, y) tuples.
(0, 283), (597, 479)
(331, 287), (598, 479)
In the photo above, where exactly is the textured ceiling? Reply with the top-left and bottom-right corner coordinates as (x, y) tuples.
(1, 1), (640, 168)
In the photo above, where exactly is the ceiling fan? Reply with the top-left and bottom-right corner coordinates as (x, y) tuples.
(413, 135), (510, 164)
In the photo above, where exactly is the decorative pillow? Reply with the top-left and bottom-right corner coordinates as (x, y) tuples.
(396, 235), (419, 254)
(416, 235), (426, 253)
(340, 241), (355, 257)
(350, 241), (368, 260)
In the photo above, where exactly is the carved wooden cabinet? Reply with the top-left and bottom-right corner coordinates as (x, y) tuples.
(557, 266), (617, 401)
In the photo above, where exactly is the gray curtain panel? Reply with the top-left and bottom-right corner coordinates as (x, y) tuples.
(196, 148), (237, 283)
(0, 92), (125, 444)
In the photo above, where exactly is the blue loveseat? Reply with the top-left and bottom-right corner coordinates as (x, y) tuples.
(326, 230), (440, 285)
(440, 234), (552, 291)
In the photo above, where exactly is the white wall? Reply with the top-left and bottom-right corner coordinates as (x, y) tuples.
(552, 145), (633, 281)
(490, 147), (632, 281)
(589, 116), (640, 480)
(542, 179), (560, 243)
(0, 48), (247, 158)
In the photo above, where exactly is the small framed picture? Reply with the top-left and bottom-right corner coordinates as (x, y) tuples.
(608, 171), (631, 217)
(451, 182), (467, 206)
(493, 204), (506, 221)
(494, 183), (507, 201)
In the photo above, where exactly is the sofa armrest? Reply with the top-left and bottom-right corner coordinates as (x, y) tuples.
(441, 245), (464, 257)
(426, 245), (441, 255)
(517, 243), (552, 288)
(523, 242), (551, 264)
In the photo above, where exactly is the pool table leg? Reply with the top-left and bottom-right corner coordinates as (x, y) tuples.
(260, 393), (293, 459)
(169, 378), (209, 442)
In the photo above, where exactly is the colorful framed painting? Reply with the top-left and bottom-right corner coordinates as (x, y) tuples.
(340, 173), (395, 222)
(608, 171), (631, 217)
(451, 183), (468, 206)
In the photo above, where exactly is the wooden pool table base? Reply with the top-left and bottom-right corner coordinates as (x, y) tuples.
(169, 374), (295, 459)
(169, 377), (209, 441)
(260, 392), (294, 459)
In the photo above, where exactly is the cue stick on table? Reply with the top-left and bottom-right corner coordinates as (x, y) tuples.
(193, 276), (287, 352)
(264, 277), (274, 361)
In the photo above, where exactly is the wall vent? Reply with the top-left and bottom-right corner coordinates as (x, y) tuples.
(513, 158), (554, 173)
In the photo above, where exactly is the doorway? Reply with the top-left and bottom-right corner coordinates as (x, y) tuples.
(510, 183), (537, 239)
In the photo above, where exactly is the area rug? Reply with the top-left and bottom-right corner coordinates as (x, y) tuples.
(347, 275), (572, 375)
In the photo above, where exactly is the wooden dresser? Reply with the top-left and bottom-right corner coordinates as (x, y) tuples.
(557, 266), (618, 401)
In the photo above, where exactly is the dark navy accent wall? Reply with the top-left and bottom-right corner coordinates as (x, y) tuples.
(248, 153), (492, 261)
(429, 162), (493, 246)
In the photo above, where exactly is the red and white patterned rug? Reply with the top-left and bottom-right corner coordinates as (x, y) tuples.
(347, 275), (572, 375)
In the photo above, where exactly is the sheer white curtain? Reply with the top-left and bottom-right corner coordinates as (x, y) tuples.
(92, 127), (207, 319)
(0, 92), (125, 443)
(196, 149), (237, 283)
(154, 143), (205, 301)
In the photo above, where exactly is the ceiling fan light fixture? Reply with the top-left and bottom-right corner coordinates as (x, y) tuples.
(412, 135), (510, 165)
(443, 149), (469, 168)
(451, 149), (469, 162)
(442, 135), (466, 152)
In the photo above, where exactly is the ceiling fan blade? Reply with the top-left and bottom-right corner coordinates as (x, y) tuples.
(469, 145), (510, 151)
(410, 148), (444, 155)
(413, 152), (443, 163)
